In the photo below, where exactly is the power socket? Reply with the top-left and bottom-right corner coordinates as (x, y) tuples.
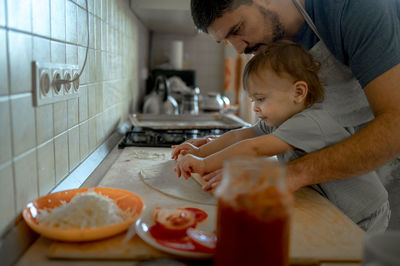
(32, 61), (80, 106)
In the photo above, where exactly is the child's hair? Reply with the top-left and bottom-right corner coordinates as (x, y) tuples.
(243, 40), (324, 107)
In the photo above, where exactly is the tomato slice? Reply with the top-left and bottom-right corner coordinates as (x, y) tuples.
(187, 228), (217, 253)
(182, 207), (208, 223)
(152, 207), (197, 238)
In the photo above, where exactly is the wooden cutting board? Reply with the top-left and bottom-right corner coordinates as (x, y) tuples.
(48, 148), (365, 264)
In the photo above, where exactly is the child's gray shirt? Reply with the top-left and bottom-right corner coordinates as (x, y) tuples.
(251, 104), (388, 224)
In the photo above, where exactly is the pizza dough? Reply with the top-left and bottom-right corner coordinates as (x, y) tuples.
(140, 160), (216, 205)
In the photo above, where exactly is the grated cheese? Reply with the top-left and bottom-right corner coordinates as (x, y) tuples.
(37, 190), (129, 228)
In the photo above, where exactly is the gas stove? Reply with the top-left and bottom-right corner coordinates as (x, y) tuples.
(118, 126), (230, 148)
(119, 113), (250, 148)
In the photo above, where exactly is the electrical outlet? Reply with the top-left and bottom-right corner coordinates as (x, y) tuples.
(32, 61), (80, 106)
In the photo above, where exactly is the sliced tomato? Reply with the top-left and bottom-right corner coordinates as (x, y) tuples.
(182, 207), (208, 223)
(154, 237), (197, 252)
(187, 228), (217, 253)
(152, 207), (197, 238)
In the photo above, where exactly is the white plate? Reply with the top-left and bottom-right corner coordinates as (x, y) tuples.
(135, 207), (215, 259)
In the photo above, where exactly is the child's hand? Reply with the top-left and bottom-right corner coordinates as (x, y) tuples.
(202, 169), (223, 191)
(184, 136), (216, 147)
(171, 142), (200, 160)
(174, 154), (206, 179)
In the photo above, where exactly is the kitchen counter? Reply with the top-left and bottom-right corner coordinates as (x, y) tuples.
(17, 146), (365, 266)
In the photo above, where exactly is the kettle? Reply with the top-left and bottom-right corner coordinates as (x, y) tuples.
(143, 75), (179, 115)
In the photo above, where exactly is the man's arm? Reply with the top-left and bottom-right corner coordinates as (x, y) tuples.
(287, 64), (400, 192)
(203, 133), (293, 173)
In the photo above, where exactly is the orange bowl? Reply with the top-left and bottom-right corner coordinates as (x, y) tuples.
(22, 187), (144, 242)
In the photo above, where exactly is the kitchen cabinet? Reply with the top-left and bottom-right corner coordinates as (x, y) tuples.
(130, 0), (197, 35)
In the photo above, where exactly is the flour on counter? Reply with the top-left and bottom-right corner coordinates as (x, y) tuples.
(129, 150), (169, 160)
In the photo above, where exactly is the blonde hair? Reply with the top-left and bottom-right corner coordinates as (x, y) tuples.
(243, 40), (324, 107)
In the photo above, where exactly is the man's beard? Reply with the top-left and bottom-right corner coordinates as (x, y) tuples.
(244, 8), (285, 54)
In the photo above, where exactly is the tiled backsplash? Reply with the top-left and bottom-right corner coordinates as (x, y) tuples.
(0, 0), (148, 233)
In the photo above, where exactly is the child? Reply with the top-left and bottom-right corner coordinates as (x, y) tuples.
(172, 40), (389, 232)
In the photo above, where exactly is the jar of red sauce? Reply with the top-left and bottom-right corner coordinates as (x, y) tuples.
(214, 157), (293, 266)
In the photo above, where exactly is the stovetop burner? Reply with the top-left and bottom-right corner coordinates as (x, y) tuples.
(119, 127), (229, 148)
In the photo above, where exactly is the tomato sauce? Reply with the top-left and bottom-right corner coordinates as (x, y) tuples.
(215, 188), (292, 266)
(149, 207), (214, 254)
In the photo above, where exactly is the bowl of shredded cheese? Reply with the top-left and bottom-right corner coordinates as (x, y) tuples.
(22, 187), (144, 242)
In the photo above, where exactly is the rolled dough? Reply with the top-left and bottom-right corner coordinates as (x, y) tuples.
(140, 160), (216, 205)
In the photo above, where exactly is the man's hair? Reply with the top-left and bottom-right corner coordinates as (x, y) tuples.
(243, 40), (324, 107)
(191, 0), (252, 33)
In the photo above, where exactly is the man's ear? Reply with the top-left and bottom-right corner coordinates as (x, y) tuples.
(292, 80), (308, 104)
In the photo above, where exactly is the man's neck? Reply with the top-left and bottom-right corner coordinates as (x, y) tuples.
(286, 0), (306, 39)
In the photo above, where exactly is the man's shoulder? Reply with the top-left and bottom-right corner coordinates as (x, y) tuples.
(310, 0), (397, 21)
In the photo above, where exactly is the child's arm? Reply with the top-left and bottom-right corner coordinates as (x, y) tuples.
(171, 127), (256, 159)
(175, 134), (293, 179)
(196, 127), (257, 157)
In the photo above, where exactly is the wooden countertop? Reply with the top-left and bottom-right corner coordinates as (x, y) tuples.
(17, 147), (365, 266)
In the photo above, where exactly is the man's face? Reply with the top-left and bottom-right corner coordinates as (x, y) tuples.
(207, 2), (285, 54)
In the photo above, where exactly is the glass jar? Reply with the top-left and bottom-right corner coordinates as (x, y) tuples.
(214, 157), (293, 266)
(180, 93), (199, 115)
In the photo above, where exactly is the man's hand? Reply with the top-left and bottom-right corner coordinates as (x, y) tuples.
(174, 154), (206, 179)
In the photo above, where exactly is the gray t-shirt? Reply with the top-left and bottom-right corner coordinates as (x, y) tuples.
(251, 104), (388, 223)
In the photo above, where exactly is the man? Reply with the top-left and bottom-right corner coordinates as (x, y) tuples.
(181, 0), (400, 230)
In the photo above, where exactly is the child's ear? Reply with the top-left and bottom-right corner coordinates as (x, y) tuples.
(292, 81), (308, 104)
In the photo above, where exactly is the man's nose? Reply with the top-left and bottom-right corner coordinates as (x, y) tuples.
(228, 38), (247, 54)
(253, 104), (260, 113)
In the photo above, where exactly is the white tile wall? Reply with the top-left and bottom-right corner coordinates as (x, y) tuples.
(65, 0), (77, 44)
(78, 46), (88, 83)
(77, 5), (88, 47)
(0, 98), (12, 165)
(0, 163), (15, 231)
(88, 84), (96, 118)
(50, 0), (66, 41)
(51, 40), (66, 64)
(7, 0), (32, 32)
(37, 140), (55, 196)
(54, 132), (68, 183)
(53, 101), (68, 135)
(8, 32), (32, 94)
(32, 36), (51, 63)
(0, 0), (148, 234)
(0, 0), (5, 26)
(67, 98), (79, 128)
(14, 149), (38, 211)
(11, 94), (36, 157)
(36, 104), (54, 145)
(32, 0), (50, 37)
(88, 116), (96, 152)
(66, 44), (78, 65)
(0, 29), (7, 96)
(95, 17), (101, 50)
(79, 121), (89, 161)
(68, 126), (79, 171)
(95, 113), (104, 143)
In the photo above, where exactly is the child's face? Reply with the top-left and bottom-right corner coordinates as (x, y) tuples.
(247, 69), (305, 127)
